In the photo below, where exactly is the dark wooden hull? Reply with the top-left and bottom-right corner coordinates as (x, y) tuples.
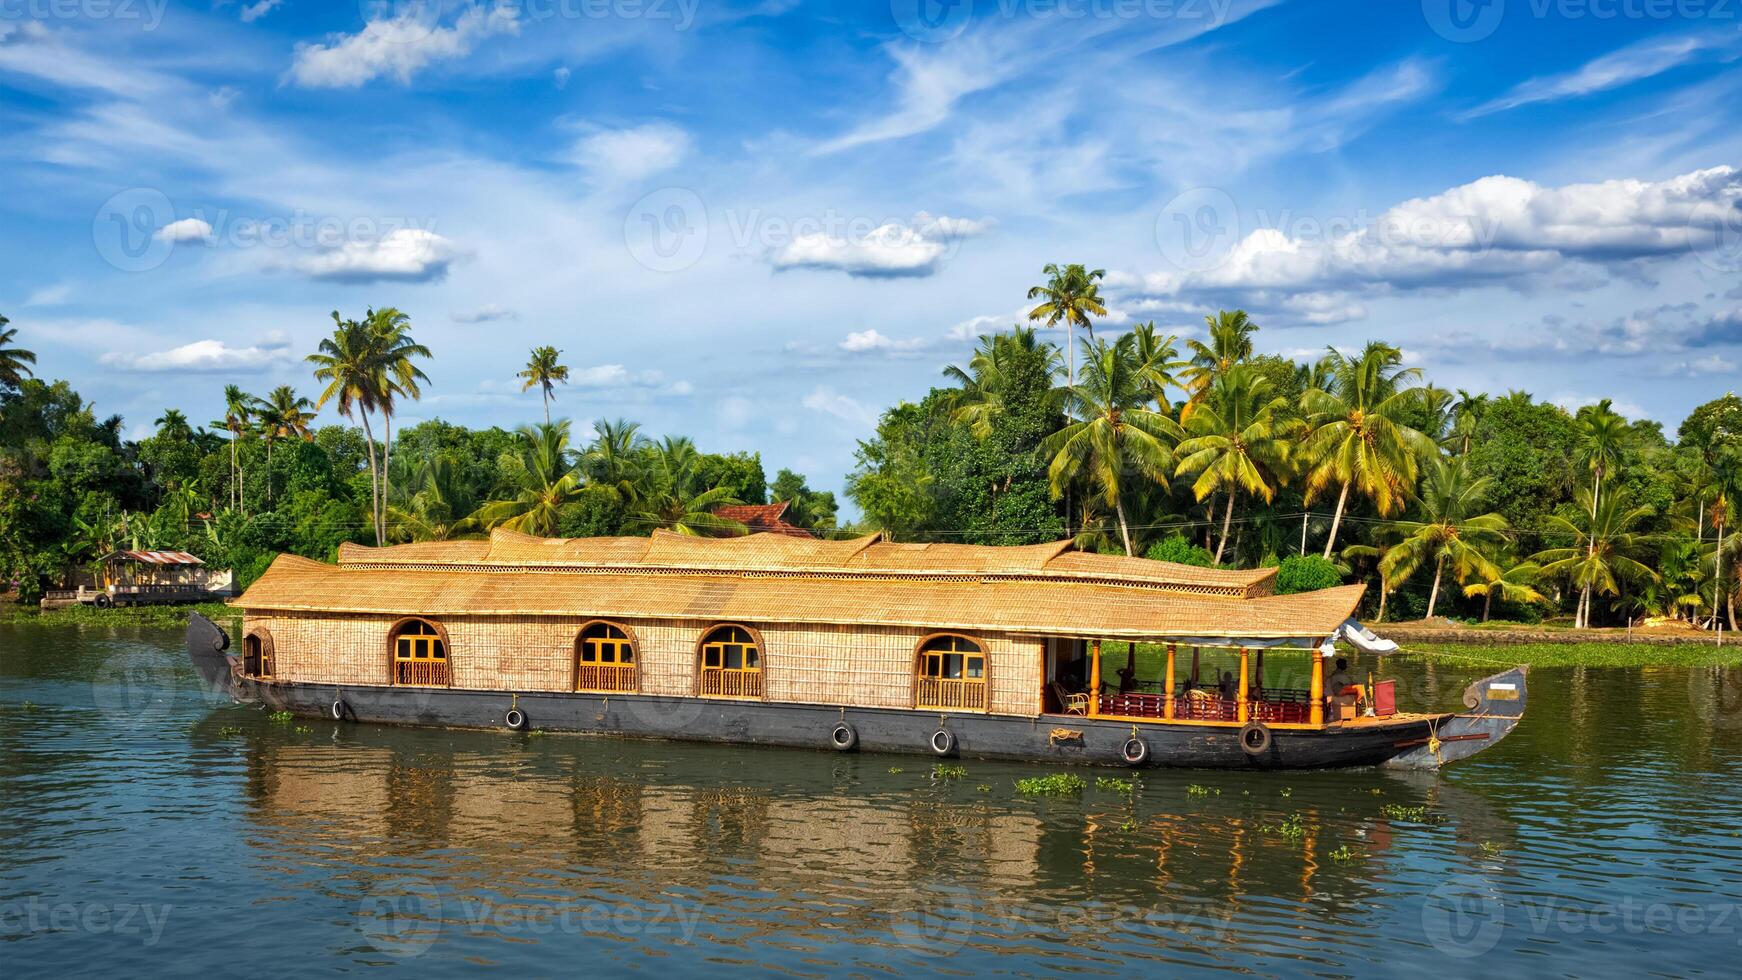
(185, 614), (1524, 771)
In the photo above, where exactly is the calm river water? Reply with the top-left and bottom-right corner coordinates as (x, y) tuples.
(2, 624), (1740, 977)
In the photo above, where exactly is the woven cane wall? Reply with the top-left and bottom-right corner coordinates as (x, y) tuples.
(247, 612), (1044, 716)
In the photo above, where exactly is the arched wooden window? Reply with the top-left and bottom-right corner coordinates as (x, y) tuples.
(697, 625), (763, 699)
(390, 618), (450, 687)
(915, 634), (987, 711)
(575, 621), (638, 693)
(242, 628), (274, 679)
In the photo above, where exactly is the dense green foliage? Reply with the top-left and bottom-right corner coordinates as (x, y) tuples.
(2, 294), (1738, 634)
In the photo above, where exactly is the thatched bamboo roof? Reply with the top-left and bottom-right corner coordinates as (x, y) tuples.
(240, 530), (1365, 642)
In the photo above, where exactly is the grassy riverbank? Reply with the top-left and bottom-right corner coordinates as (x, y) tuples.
(0, 601), (240, 632)
(1399, 641), (1740, 669)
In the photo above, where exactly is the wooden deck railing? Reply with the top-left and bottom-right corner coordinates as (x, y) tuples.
(699, 668), (762, 699)
(916, 677), (987, 711)
(575, 663), (637, 693)
(394, 660), (450, 687)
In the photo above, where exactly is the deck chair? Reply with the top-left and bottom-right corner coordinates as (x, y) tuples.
(1050, 682), (1090, 716)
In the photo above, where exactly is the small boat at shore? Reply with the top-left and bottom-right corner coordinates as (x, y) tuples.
(186, 529), (1526, 770)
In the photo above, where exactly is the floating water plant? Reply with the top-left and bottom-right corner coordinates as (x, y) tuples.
(932, 763), (967, 780)
(267, 711), (294, 723)
(1380, 803), (1429, 822)
(1263, 812), (1307, 840)
(1329, 844), (1357, 862)
(1187, 784), (1220, 797)
(1095, 776), (1136, 795)
(887, 767), (904, 774)
(1016, 773), (1086, 797)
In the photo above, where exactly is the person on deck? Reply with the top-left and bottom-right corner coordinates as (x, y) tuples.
(1217, 670), (1237, 701)
(1327, 658), (1353, 697)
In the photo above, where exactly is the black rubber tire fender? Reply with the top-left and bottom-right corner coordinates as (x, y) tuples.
(928, 728), (957, 756)
(829, 722), (859, 752)
(505, 708), (527, 731)
(1120, 737), (1150, 766)
(1239, 721), (1273, 756)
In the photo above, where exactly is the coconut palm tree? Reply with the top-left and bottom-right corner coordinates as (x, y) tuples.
(0, 315), (34, 392)
(1462, 560), (1549, 623)
(256, 386), (316, 505)
(1572, 399), (1632, 627)
(1442, 389), (1488, 456)
(153, 409), (192, 439)
(518, 346), (570, 426)
(470, 421), (588, 537)
(1379, 457), (1509, 619)
(1130, 320), (1185, 411)
(1039, 335), (1184, 556)
(1532, 488), (1659, 628)
(365, 307), (431, 544)
(1297, 341), (1439, 559)
(1173, 363), (1293, 565)
(1701, 448), (1740, 631)
(940, 326), (1061, 439)
(1179, 309), (1258, 418)
(309, 312), (386, 544)
(213, 385), (256, 514)
(1025, 263), (1107, 385)
(388, 455), (480, 542)
(579, 417), (649, 504)
(627, 437), (747, 537)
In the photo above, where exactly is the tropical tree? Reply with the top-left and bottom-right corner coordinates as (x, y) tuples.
(1702, 447), (1740, 630)
(1173, 363), (1293, 564)
(1443, 389), (1488, 456)
(518, 345), (570, 426)
(627, 437), (746, 537)
(1025, 263), (1107, 385)
(1375, 456), (1510, 619)
(365, 307), (431, 545)
(214, 385), (255, 514)
(308, 312), (386, 544)
(470, 421), (588, 537)
(1297, 341), (1439, 559)
(1531, 489), (1659, 628)
(0, 315), (34, 392)
(1572, 399), (1632, 627)
(1038, 335), (1184, 555)
(153, 409), (193, 439)
(256, 385), (316, 504)
(1130, 320), (1185, 411)
(1179, 309), (1258, 416)
(579, 417), (649, 504)
(941, 327), (1060, 439)
(388, 456), (480, 542)
(1462, 560), (1549, 623)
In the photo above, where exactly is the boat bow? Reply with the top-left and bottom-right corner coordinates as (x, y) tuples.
(1383, 666), (1528, 770)
(186, 612), (242, 699)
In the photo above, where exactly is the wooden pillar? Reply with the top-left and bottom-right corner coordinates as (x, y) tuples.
(1163, 644), (1176, 720)
(1237, 648), (1250, 724)
(1088, 639), (1102, 718)
(1309, 647), (1325, 727)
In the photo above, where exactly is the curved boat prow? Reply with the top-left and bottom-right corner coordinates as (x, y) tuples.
(1383, 666), (1528, 771)
(186, 612), (242, 699)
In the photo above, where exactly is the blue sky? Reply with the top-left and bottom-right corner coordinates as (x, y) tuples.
(3, 0), (1740, 507)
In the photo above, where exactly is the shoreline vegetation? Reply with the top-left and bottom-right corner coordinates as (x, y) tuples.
(3, 286), (1739, 662)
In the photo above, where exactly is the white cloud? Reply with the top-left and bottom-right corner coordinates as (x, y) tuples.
(154, 218), (213, 243)
(569, 364), (686, 392)
(240, 0), (282, 23)
(1462, 32), (1742, 119)
(291, 228), (464, 283)
(288, 5), (521, 88)
(1123, 164), (1742, 324)
(450, 303), (517, 323)
(1661, 353), (1737, 377)
(24, 283), (71, 306)
(839, 328), (931, 353)
(803, 385), (877, 426)
(553, 66), (570, 89)
(571, 122), (691, 183)
(100, 338), (293, 373)
(770, 213), (989, 278)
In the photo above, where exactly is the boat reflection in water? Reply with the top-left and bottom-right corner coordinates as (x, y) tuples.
(216, 717), (1517, 968)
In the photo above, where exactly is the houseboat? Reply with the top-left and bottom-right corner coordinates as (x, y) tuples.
(185, 529), (1527, 770)
(45, 549), (234, 609)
